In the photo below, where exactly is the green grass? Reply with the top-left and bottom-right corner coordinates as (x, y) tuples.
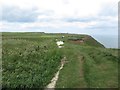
(2, 33), (63, 88)
(56, 40), (118, 88)
(2, 32), (119, 88)
(56, 44), (87, 88)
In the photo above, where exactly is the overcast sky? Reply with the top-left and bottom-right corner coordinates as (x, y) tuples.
(0, 0), (119, 35)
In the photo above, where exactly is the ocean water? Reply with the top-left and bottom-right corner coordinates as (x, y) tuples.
(92, 35), (118, 49)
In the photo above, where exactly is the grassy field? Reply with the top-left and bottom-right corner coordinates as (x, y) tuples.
(2, 32), (119, 88)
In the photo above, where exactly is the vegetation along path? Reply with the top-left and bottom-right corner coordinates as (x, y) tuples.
(2, 33), (119, 88)
(46, 57), (66, 88)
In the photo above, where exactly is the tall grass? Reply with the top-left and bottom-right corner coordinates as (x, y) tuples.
(2, 34), (63, 88)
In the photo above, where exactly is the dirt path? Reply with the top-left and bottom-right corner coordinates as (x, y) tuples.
(45, 57), (66, 89)
(78, 56), (87, 87)
(79, 56), (84, 77)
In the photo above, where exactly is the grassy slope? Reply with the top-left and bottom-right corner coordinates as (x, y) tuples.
(55, 34), (118, 88)
(56, 44), (118, 88)
(2, 33), (63, 88)
(2, 32), (119, 88)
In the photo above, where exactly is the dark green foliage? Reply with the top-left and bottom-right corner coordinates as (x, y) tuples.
(2, 33), (63, 88)
(85, 36), (105, 48)
(2, 32), (118, 88)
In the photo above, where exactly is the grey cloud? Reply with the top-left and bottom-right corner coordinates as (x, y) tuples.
(63, 2), (117, 23)
(63, 17), (97, 22)
(1, 6), (39, 22)
(1, 6), (54, 23)
(98, 2), (117, 17)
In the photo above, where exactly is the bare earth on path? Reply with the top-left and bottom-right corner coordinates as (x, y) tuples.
(45, 57), (66, 89)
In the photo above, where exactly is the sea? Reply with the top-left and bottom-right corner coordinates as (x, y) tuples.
(92, 35), (118, 49)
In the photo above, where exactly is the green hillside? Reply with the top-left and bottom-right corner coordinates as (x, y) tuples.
(2, 32), (119, 88)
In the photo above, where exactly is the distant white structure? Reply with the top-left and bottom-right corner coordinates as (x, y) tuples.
(56, 41), (64, 46)
(56, 41), (64, 48)
(58, 46), (64, 48)
(62, 36), (65, 38)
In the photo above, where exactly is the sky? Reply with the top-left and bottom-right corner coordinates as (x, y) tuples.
(0, 0), (119, 36)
